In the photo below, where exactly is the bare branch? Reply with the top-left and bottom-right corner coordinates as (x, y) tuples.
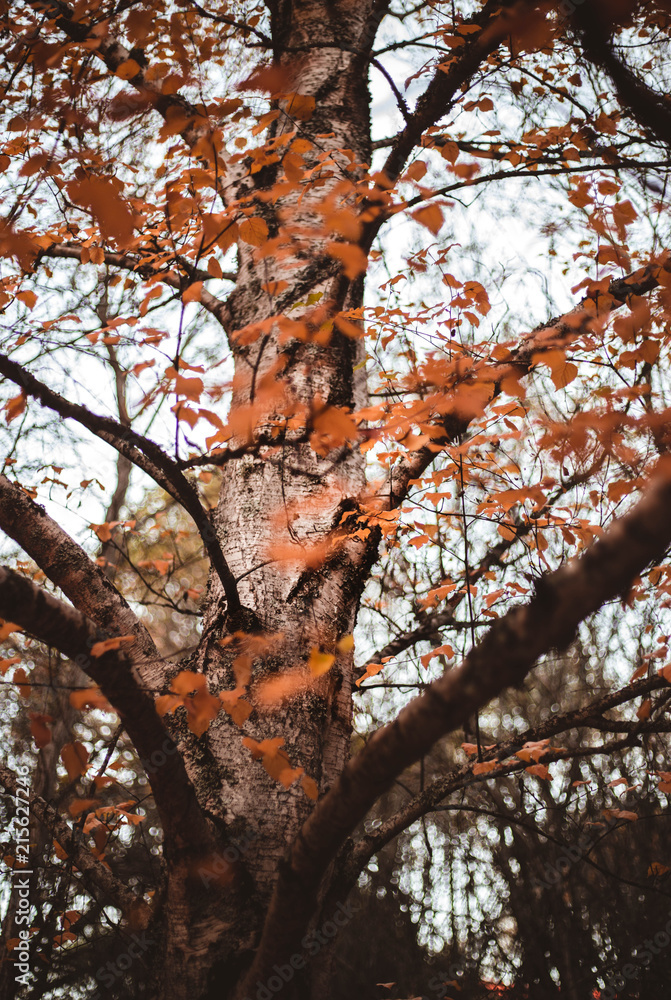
(237, 465), (671, 998)
(355, 462), (607, 677)
(0, 354), (244, 618)
(38, 244), (236, 285)
(344, 672), (670, 877)
(0, 474), (162, 684)
(0, 762), (149, 917)
(0, 566), (215, 859)
(571, 4), (671, 151)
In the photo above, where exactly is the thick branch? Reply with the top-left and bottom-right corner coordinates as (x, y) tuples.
(39, 244), (236, 285)
(0, 567), (215, 859)
(344, 673), (669, 877)
(0, 474), (160, 680)
(237, 464), (671, 998)
(571, 4), (671, 151)
(377, 1), (515, 187)
(0, 353), (243, 616)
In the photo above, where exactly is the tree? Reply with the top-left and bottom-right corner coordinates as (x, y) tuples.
(1, 1), (671, 998)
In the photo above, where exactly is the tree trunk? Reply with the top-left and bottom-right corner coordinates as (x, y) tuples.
(153, 6), (375, 996)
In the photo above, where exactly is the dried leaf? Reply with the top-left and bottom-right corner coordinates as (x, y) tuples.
(90, 635), (135, 658)
(29, 712), (53, 748)
(239, 217), (269, 246)
(61, 742), (89, 781)
(412, 204), (444, 235)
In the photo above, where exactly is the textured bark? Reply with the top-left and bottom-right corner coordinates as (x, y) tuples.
(3, 4), (671, 1000)
(0, 475), (161, 681)
(175, 0), (377, 919)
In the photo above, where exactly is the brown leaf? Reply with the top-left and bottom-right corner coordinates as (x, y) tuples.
(29, 712), (53, 748)
(3, 392), (26, 424)
(239, 217), (269, 246)
(67, 176), (137, 245)
(61, 742), (89, 781)
(90, 635), (135, 658)
(412, 204), (444, 235)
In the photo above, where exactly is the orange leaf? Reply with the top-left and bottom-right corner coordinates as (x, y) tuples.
(4, 392), (26, 423)
(440, 141), (459, 163)
(171, 671), (206, 697)
(515, 739), (550, 763)
(0, 619), (22, 640)
(420, 644), (454, 668)
(13, 668), (31, 698)
(69, 687), (113, 712)
(337, 634), (354, 653)
(167, 671), (221, 735)
(636, 699), (652, 720)
(152, 558), (173, 575)
(182, 282), (203, 304)
(29, 712), (53, 748)
(53, 840), (68, 861)
(155, 693), (183, 716)
(242, 737), (303, 787)
(605, 808), (638, 822)
(412, 204), (444, 235)
(90, 635), (135, 658)
(16, 290), (37, 309)
(301, 774), (319, 800)
(207, 257), (224, 279)
(311, 405), (358, 448)
(61, 742), (89, 781)
(307, 647), (335, 677)
(473, 760), (499, 776)
(261, 279), (289, 296)
(0, 656), (21, 675)
(254, 670), (311, 707)
(656, 771), (671, 793)
(219, 690), (254, 725)
(66, 176), (136, 245)
(355, 661), (384, 686)
(174, 374), (204, 401)
(283, 93), (315, 121)
(324, 208), (362, 242)
(89, 521), (119, 543)
(325, 242), (368, 279)
(115, 58), (141, 80)
(68, 798), (97, 818)
(239, 217), (269, 247)
(525, 763), (551, 781)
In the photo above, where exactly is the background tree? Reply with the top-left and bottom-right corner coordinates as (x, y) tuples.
(1, 2), (671, 999)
